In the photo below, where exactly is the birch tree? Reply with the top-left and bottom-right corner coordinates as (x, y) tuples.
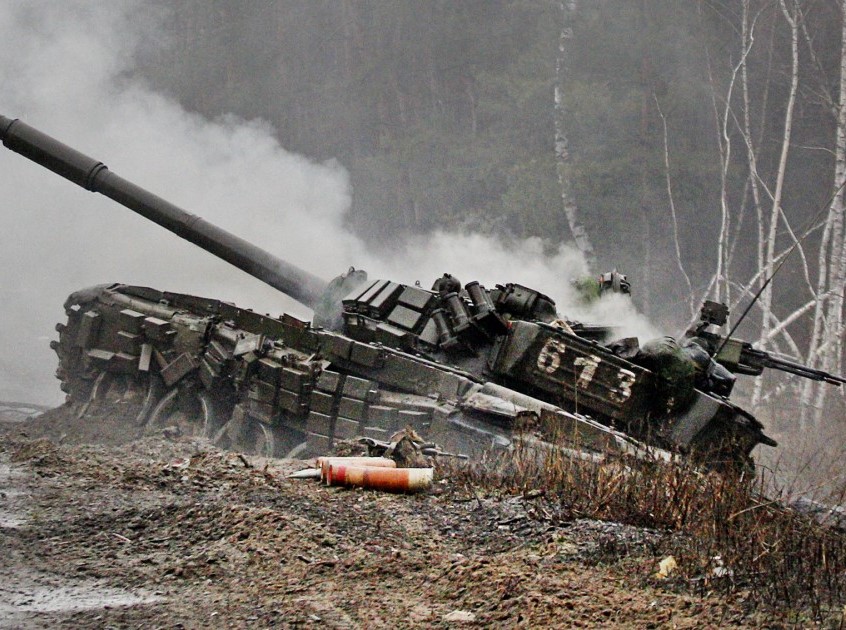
(555, 0), (596, 269)
(803, 0), (846, 424)
(749, 0), (801, 407)
(700, 0), (846, 424)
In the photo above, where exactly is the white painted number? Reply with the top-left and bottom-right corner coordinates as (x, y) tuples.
(610, 368), (636, 402)
(537, 338), (567, 374)
(574, 355), (601, 389)
(537, 339), (635, 403)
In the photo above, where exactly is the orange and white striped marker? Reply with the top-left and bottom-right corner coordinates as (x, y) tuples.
(317, 456), (396, 484)
(325, 464), (433, 493)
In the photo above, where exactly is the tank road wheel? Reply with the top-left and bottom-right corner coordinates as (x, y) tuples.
(211, 404), (281, 457)
(75, 371), (109, 419)
(253, 422), (311, 459)
(244, 421), (278, 459)
(144, 385), (225, 440)
(282, 439), (310, 460)
(74, 371), (156, 426)
(135, 375), (165, 426)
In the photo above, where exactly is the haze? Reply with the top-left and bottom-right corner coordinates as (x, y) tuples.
(0, 1), (656, 404)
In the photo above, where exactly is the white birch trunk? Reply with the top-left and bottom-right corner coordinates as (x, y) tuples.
(753, 0), (800, 407)
(703, 46), (729, 305)
(704, 7), (755, 307)
(654, 95), (695, 320)
(809, 0), (846, 423)
(554, 1), (596, 269)
(740, 0), (766, 290)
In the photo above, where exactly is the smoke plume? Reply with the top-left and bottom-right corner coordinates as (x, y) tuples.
(0, 1), (657, 404)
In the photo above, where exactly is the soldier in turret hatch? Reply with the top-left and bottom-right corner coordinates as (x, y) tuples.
(431, 273), (462, 296)
(598, 270), (631, 296)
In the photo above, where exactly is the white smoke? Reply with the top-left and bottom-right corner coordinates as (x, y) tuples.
(0, 1), (658, 405)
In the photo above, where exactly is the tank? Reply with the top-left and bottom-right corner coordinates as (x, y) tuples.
(2, 114), (813, 468)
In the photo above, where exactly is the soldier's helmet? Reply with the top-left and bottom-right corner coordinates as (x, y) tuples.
(598, 270), (631, 296)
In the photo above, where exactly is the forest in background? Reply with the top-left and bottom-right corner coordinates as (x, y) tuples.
(137, 0), (846, 433)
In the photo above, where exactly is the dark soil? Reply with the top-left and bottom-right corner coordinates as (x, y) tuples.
(0, 404), (766, 628)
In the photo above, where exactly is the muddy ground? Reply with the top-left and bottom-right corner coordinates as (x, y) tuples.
(0, 404), (773, 628)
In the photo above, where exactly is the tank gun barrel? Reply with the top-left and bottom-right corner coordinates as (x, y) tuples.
(731, 342), (846, 386)
(692, 301), (846, 386)
(0, 114), (329, 309)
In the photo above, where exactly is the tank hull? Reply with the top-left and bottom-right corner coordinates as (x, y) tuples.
(53, 283), (768, 468)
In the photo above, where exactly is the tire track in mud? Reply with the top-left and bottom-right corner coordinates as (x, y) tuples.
(0, 447), (164, 629)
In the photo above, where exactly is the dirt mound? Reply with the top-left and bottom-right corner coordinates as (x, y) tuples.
(2, 396), (150, 447)
(0, 419), (770, 628)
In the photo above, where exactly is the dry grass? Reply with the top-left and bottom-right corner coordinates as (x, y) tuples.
(448, 432), (846, 621)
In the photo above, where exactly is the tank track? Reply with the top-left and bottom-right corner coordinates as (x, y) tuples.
(51, 284), (474, 457)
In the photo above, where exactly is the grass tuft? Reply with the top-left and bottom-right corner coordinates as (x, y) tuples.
(448, 433), (846, 619)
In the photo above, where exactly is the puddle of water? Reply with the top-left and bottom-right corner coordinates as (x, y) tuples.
(0, 461), (24, 480)
(0, 455), (167, 624)
(0, 461), (28, 529)
(0, 584), (164, 613)
(0, 511), (27, 528)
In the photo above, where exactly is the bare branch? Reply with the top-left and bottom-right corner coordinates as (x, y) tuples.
(654, 93), (696, 320)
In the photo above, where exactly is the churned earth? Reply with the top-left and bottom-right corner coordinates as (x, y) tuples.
(0, 404), (765, 628)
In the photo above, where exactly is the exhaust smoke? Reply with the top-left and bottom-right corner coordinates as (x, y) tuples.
(0, 1), (658, 405)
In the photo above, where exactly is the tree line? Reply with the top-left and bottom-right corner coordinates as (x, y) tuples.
(141, 0), (846, 428)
